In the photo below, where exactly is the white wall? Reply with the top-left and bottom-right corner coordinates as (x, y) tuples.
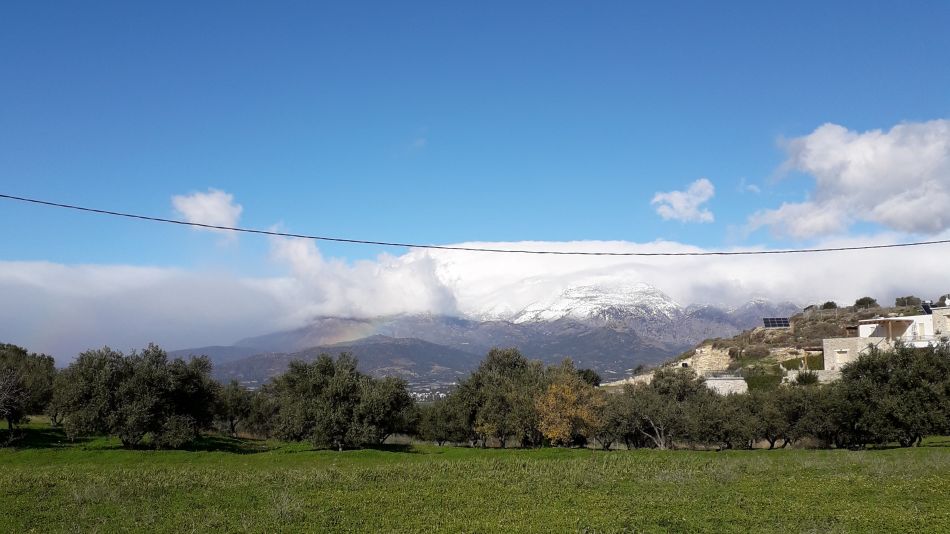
(857, 314), (933, 340)
(705, 376), (748, 395)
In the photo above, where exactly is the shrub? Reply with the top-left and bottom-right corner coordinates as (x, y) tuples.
(797, 322), (845, 341)
(781, 354), (824, 371)
(895, 296), (922, 307)
(742, 365), (784, 392)
(794, 371), (819, 386)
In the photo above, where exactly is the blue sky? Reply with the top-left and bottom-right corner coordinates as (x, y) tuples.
(2, 2), (950, 356)
(3, 1), (949, 265)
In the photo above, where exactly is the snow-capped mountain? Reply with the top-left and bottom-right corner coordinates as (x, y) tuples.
(510, 283), (681, 324)
(175, 282), (800, 389)
(496, 282), (798, 348)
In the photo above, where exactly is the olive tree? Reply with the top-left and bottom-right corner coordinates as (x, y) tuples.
(54, 345), (218, 448)
(417, 398), (468, 446)
(0, 344), (56, 431)
(215, 380), (252, 437)
(269, 353), (416, 450)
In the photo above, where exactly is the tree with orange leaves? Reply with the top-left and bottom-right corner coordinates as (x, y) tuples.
(535, 359), (604, 447)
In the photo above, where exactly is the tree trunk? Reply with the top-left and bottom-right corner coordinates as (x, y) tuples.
(639, 422), (667, 450)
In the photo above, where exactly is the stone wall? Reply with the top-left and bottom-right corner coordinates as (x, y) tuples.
(676, 345), (732, 375)
(785, 369), (841, 384)
(603, 343), (732, 388)
(933, 309), (950, 336)
(704, 376), (748, 395)
(822, 337), (887, 370)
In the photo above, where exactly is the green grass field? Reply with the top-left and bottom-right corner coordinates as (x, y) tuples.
(2, 421), (950, 533)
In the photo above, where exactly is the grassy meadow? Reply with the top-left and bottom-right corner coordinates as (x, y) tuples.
(2, 420), (950, 533)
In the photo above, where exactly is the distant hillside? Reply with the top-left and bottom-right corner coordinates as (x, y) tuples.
(172, 285), (799, 388)
(212, 336), (481, 388)
(167, 345), (266, 366)
(609, 303), (930, 386)
(185, 314), (679, 386)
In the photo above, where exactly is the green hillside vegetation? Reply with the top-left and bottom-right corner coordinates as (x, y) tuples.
(781, 355), (824, 371)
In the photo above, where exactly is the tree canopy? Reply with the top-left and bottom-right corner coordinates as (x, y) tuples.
(53, 345), (219, 448)
(0, 344), (56, 430)
(269, 353), (415, 450)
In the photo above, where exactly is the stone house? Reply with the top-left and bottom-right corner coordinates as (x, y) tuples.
(822, 303), (950, 371)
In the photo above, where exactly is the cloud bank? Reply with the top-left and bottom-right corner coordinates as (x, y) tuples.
(652, 178), (715, 223)
(750, 120), (950, 238)
(6, 118), (950, 360)
(3, 236), (949, 362)
(0, 261), (289, 361)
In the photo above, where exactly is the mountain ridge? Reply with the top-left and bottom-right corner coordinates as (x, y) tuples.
(174, 284), (799, 390)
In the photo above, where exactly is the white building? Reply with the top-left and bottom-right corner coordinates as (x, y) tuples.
(822, 305), (950, 371)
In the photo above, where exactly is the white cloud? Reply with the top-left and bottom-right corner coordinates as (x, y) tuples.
(266, 236), (458, 323)
(171, 189), (243, 239)
(750, 119), (950, 238)
(6, 236), (950, 361)
(651, 178), (715, 223)
(738, 177), (761, 194)
(411, 237), (950, 318)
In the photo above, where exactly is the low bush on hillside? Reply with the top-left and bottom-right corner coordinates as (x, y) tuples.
(781, 354), (825, 371)
(796, 322), (846, 342)
(741, 365), (784, 391)
(743, 344), (771, 359)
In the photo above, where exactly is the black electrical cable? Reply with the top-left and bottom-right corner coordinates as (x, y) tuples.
(3, 192), (949, 256)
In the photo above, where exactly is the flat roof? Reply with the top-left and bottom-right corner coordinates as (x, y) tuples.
(858, 317), (921, 324)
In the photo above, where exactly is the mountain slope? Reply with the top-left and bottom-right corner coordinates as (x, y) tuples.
(213, 335), (481, 387)
(506, 283), (799, 349)
(167, 345), (266, 367)
(177, 283), (800, 388)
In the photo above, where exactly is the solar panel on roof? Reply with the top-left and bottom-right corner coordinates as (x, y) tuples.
(763, 317), (790, 328)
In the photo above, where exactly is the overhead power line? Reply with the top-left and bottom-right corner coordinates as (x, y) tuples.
(2, 192), (950, 257)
